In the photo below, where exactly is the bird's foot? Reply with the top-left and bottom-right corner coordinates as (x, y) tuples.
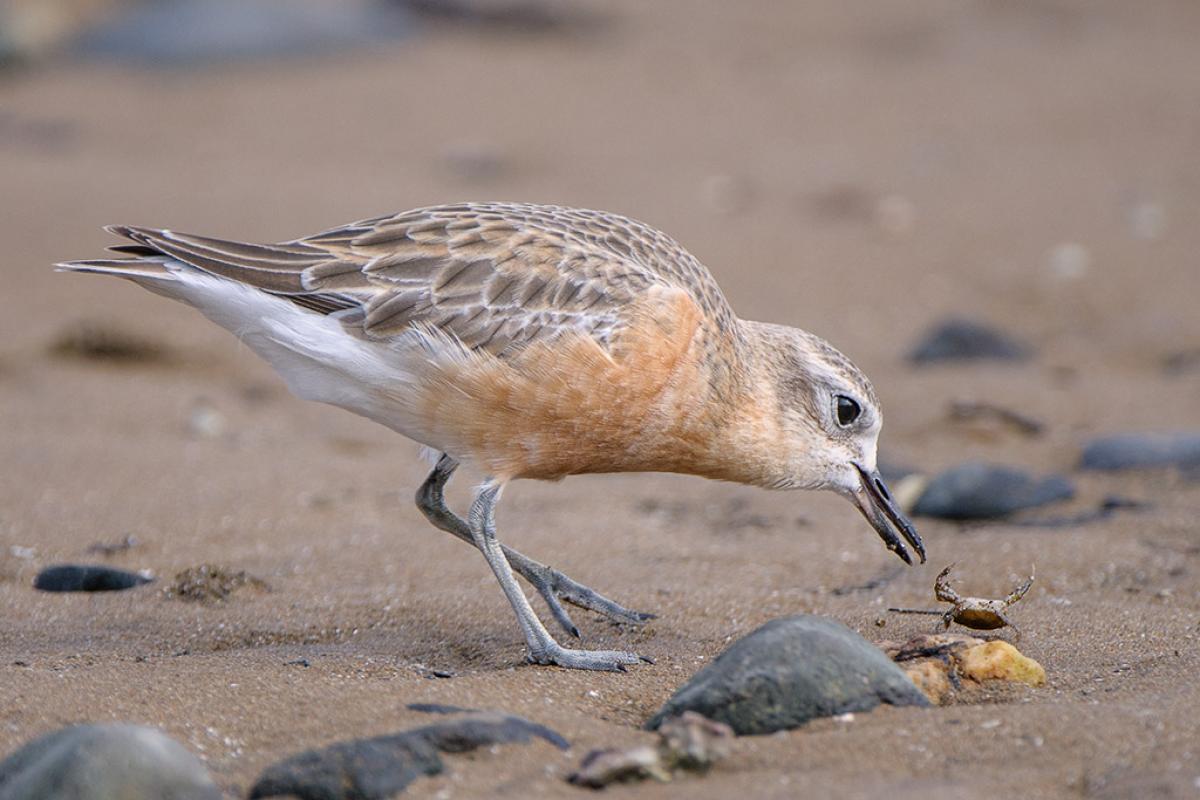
(521, 562), (655, 638)
(528, 642), (653, 672)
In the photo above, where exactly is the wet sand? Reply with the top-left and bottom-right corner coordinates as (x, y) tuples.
(2, 2), (1200, 797)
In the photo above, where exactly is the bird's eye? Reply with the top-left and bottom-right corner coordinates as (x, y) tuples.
(835, 395), (861, 427)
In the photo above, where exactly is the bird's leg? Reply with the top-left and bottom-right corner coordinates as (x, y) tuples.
(467, 482), (649, 671)
(415, 454), (653, 637)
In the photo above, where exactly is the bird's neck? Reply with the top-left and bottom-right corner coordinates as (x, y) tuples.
(657, 318), (797, 488)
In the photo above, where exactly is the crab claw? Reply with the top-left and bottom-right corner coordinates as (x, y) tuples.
(850, 463), (926, 565)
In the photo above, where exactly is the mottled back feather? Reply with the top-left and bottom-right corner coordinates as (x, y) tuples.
(103, 203), (737, 360)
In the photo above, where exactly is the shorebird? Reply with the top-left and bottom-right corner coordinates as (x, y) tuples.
(58, 202), (925, 671)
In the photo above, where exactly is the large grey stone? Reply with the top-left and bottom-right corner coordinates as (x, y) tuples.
(1080, 432), (1200, 472)
(646, 615), (928, 735)
(912, 462), (1074, 520)
(0, 723), (219, 800)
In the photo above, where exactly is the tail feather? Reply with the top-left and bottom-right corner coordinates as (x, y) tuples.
(55, 257), (177, 281)
(103, 225), (320, 294)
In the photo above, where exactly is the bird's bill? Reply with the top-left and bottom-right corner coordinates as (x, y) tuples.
(849, 463), (926, 565)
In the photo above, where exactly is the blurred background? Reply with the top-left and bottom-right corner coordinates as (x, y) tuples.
(4, 0), (1198, 404)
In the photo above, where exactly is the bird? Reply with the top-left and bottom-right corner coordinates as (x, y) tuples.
(58, 202), (925, 671)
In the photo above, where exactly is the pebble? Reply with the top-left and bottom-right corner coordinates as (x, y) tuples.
(49, 321), (168, 364)
(875, 194), (917, 236)
(1079, 432), (1200, 472)
(186, 400), (227, 439)
(1046, 242), (1091, 280)
(908, 318), (1032, 364)
(0, 723), (219, 800)
(883, 634), (1046, 705)
(958, 641), (1046, 686)
(33, 564), (152, 592)
(74, 0), (412, 66)
(912, 462), (1074, 520)
(569, 712), (732, 788)
(1127, 201), (1167, 240)
(645, 615), (928, 735)
(249, 712), (567, 799)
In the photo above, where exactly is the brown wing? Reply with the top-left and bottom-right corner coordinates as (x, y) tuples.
(105, 203), (736, 358)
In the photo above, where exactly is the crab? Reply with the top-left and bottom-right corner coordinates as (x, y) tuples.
(889, 563), (1034, 640)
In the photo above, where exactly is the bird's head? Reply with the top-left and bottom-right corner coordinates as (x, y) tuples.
(741, 322), (926, 565)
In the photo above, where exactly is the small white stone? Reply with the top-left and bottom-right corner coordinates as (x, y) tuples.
(1046, 242), (1091, 280)
(876, 194), (916, 236)
(1128, 201), (1166, 240)
(187, 400), (227, 439)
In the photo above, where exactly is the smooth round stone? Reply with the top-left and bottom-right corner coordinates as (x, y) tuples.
(912, 462), (1074, 520)
(908, 318), (1031, 364)
(0, 723), (220, 800)
(646, 615), (929, 735)
(33, 564), (151, 592)
(1080, 432), (1200, 472)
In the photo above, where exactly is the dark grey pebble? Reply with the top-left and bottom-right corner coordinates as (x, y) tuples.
(1080, 432), (1200, 472)
(912, 462), (1074, 520)
(0, 723), (219, 800)
(74, 0), (412, 66)
(908, 318), (1031, 363)
(33, 564), (151, 592)
(249, 712), (567, 799)
(645, 615), (928, 735)
(406, 703), (476, 715)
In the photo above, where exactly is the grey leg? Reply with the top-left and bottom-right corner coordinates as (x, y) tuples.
(416, 454), (653, 638)
(468, 482), (648, 671)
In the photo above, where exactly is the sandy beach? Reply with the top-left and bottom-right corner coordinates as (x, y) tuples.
(2, 1), (1200, 797)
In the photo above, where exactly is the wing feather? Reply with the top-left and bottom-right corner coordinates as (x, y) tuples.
(94, 203), (736, 359)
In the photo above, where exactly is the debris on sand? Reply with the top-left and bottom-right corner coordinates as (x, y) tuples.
(33, 564), (152, 592)
(947, 400), (1045, 437)
(164, 564), (269, 603)
(84, 535), (140, 557)
(880, 634), (1046, 705)
(569, 712), (732, 788)
(49, 321), (170, 364)
(646, 615), (929, 735)
(249, 712), (567, 799)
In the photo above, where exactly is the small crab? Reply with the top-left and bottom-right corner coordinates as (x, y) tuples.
(889, 563), (1034, 640)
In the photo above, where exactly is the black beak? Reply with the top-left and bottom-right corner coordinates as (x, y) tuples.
(850, 463), (926, 565)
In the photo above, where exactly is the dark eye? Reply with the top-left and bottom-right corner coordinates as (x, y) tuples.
(835, 395), (861, 427)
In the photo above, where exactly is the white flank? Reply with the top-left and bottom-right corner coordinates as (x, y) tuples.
(96, 259), (457, 452)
